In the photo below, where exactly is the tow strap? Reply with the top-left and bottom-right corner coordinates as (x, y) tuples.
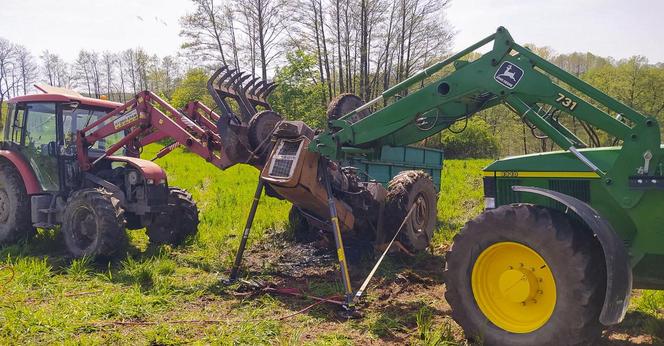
(354, 202), (417, 299)
(237, 202), (418, 317)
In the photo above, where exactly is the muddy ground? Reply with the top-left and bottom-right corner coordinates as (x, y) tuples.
(228, 229), (660, 345)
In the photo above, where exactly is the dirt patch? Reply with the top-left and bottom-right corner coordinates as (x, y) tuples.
(235, 230), (460, 343)
(231, 230), (663, 344)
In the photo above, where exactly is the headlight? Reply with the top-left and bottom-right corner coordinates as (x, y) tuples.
(484, 197), (496, 209)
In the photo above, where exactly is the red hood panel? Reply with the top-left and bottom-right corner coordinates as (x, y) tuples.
(106, 156), (167, 181)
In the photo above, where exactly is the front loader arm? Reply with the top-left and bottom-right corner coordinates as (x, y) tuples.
(311, 26), (661, 206)
(76, 91), (236, 171)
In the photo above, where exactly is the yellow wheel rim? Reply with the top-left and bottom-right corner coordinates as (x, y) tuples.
(471, 242), (556, 333)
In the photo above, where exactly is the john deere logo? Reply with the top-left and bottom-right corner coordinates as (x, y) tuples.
(494, 61), (524, 89)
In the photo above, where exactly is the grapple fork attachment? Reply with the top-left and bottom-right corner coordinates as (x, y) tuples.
(206, 65), (282, 169)
(208, 65), (277, 123)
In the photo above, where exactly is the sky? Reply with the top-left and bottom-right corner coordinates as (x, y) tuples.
(0, 0), (663, 63)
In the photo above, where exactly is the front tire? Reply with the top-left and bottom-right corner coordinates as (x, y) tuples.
(444, 204), (605, 345)
(384, 170), (438, 252)
(147, 187), (199, 246)
(62, 188), (127, 258)
(0, 160), (34, 243)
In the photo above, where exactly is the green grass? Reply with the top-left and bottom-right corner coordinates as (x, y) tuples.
(0, 148), (660, 344)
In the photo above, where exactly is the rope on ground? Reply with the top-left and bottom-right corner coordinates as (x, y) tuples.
(89, 319), (229, 327)
(87, 286), (341, 327)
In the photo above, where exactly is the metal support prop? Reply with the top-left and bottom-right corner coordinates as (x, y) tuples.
(227, 179), (265, 283)
(320, 158), (355, 309)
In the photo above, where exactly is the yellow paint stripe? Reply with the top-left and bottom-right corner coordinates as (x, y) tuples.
(331, 217), (353, 292)
(337, 248), (346, 263)
(483, 171), (600, 178)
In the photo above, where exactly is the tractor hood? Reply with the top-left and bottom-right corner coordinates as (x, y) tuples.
(484, 147), (624, 175)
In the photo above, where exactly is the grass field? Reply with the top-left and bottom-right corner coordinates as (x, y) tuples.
(0, 147), (662, 344)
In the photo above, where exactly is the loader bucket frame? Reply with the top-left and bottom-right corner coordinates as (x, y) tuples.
(207, 65), (276, 123)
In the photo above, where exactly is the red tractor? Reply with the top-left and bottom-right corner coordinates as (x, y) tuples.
(0, 86), (219, 257)
(0, 67), (280, 258)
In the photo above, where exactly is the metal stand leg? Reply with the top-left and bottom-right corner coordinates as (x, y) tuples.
(320, 159), (355, 310)
(224, 179), (265, 284)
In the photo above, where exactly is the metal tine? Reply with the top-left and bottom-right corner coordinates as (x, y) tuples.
(249, 80), (266, 97)
(264, 83), (277, 97)
(215, 65), (232, 84)
(226, 70), (244, 90)
(233, 72), (257, 118)
(217, 69), (237, 90)
(214, 65), (229, 80)
(258, 82), (277, 99)
(235, 73), (252, 90)
(219, 68), (239, 89)
(244, 77), (260, 97)
(254, 81), (270, 98)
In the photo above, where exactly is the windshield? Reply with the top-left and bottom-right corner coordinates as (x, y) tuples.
(63, 107), (122, 151)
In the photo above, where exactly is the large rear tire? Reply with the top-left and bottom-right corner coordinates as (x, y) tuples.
(0, 160), (34, 243)
(326, 93), (370, 122)
(147, 187), (199, 246)
(62, 188), (127, 258)
(384, 170), (437, 252)
(444, 204), (605, 346)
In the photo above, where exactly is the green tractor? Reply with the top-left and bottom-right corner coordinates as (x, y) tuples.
(304, 27), (661, 344)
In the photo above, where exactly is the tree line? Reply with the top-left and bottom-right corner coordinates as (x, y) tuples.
(1, 0), (664, 159)
(433, 53), (664, 158)
(0, 0), (452, 120)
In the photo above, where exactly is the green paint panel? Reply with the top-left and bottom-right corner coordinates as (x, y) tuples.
(344, 145), (444, 191)
(487, 149), (664, 287)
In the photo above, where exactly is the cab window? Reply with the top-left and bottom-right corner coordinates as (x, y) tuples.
(62, 107), (121, 151)
(24, 103), (57, 150)
(9, 103), (26, 143)
(19, 102), (60, 191)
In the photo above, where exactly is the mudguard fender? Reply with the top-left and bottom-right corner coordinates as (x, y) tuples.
(106, 156), (167, 181)
(0, 150), (41, 194)
(513, 186), (631, 326)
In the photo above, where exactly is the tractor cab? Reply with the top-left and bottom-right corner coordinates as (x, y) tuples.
(3, 87), (122, 192)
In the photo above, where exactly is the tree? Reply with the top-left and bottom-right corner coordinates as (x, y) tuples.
(101, 52), (115, 99)
(122, 49), (138, 94)
(170, 68), (214, 109)
(161, 56), (180, 96)
(438, 118), (499, 159)
(180, 0), (230, 65)
(236, 0), (290, 81)
(75, 50), (94, 96)
(0, 37), (16, 123)
(270, 50), (327, 127)
(14, 45), (37, 95)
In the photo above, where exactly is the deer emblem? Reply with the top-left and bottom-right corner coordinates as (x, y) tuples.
(498, 65), (517, 81)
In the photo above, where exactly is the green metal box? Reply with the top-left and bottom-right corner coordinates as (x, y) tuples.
(345, 146), (444, 191)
